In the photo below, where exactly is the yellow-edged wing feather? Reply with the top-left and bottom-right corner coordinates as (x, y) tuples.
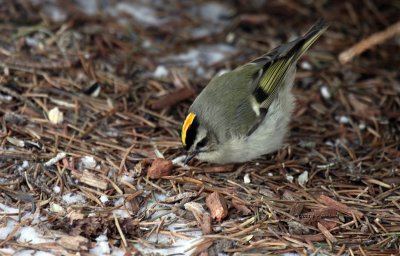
(255, 20), (328, 109)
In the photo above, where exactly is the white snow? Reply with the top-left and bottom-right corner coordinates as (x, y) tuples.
(114, 3), (165, 26)
(298, 171), (309, 186)
(0, 218), (17, 240)
(100, 195), (109, 204)
(197, 2), (232, 23)
(111, 248), (126, 256)
(300, 61), (313, 70)
(42, 5), (67, 22)
(120, 175), (134, 183)
(243, 173), (251, 184)
(0, 203), (19, 215)
(18, 160), (30, 171)
(338, 115), (351, 124)
(74, 0), (98, 15)
(14, 250), (35, 256)
(53, 186), (61, 193)
(62, 192), (87, 205)
(17, 227), (53, 244)
(113, 197), (131, 218)
(320, 85), (331, 99)
(134, 231), (203, 256)
(80, 155), (97, 169)
(34, 252), (55, 256)
(163, 44), (236, 68)
(90, 235), (111, 255)
(153, 65), (169, 78)
(286, 174), (294, 183)
(0, 248), (15, 255)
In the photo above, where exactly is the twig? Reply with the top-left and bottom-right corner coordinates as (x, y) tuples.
(339, 21), (400, 64)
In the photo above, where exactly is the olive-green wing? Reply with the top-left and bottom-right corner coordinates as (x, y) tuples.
(234, 19), (328, 135)
(252, 19), (328, 109)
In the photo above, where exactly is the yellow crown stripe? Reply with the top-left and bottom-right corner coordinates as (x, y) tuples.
(181, 112), (196, 145)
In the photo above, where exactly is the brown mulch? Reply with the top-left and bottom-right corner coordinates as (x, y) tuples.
(0, 0), (399, 255)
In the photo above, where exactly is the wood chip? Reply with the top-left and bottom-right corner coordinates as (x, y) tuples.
(71, 169), (108, 190)
(206, 192), (228, 222)
(147, 158), (173, 179)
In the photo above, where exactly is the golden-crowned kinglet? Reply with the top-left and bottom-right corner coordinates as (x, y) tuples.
(181, 19), (328, 164)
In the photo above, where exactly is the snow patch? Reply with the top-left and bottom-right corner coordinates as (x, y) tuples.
(163, 44), (236, 69)
(0, 218), (17, 240)
(298, 171), (309, 187)
(100, 195), (109, 204)
(53, 186), (61, 193)
(114, 3), (165, 26)
(320, 85), (331, 99)
(134, 231), (203, 256)
(153, 65), (169, 78)
(90, 235), (111, 256)
(62, 192), (87, 205)
(80, 155), (97, 169)
(17, 227), (53, 244)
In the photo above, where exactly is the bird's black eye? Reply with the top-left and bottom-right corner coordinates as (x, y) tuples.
(196, 137), (208, 149)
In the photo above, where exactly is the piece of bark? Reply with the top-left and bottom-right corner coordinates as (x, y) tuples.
(319, 220), (338, 230)
(147, 158), (173, 179)
(185, 202), (213, 235)
(206, 192), (228, 222)
(231, 198), (251, 215)
(300, 233), (325, 242)
(149, 87), (195, 110)
(318, 195), (364, 218)
(300, 207), (337, 226)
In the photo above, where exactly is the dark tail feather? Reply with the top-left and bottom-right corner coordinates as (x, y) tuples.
(294, 18), (329, 60)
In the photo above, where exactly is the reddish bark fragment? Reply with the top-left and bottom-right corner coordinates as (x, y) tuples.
(206, 192), (228, 222)
(147, 158), (173, 179)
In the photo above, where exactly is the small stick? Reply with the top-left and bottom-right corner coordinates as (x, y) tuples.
(114, 215), (128, 247)
(339, 21), (400, 64)
(149, 87), (195, 110)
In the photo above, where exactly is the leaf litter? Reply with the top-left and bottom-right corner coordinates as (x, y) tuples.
(0, 0), (399, 255)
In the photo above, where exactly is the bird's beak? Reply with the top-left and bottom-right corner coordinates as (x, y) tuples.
(184, 151), (198, 165)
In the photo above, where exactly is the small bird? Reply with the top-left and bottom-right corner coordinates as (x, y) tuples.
(181, 19), (328, 164)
